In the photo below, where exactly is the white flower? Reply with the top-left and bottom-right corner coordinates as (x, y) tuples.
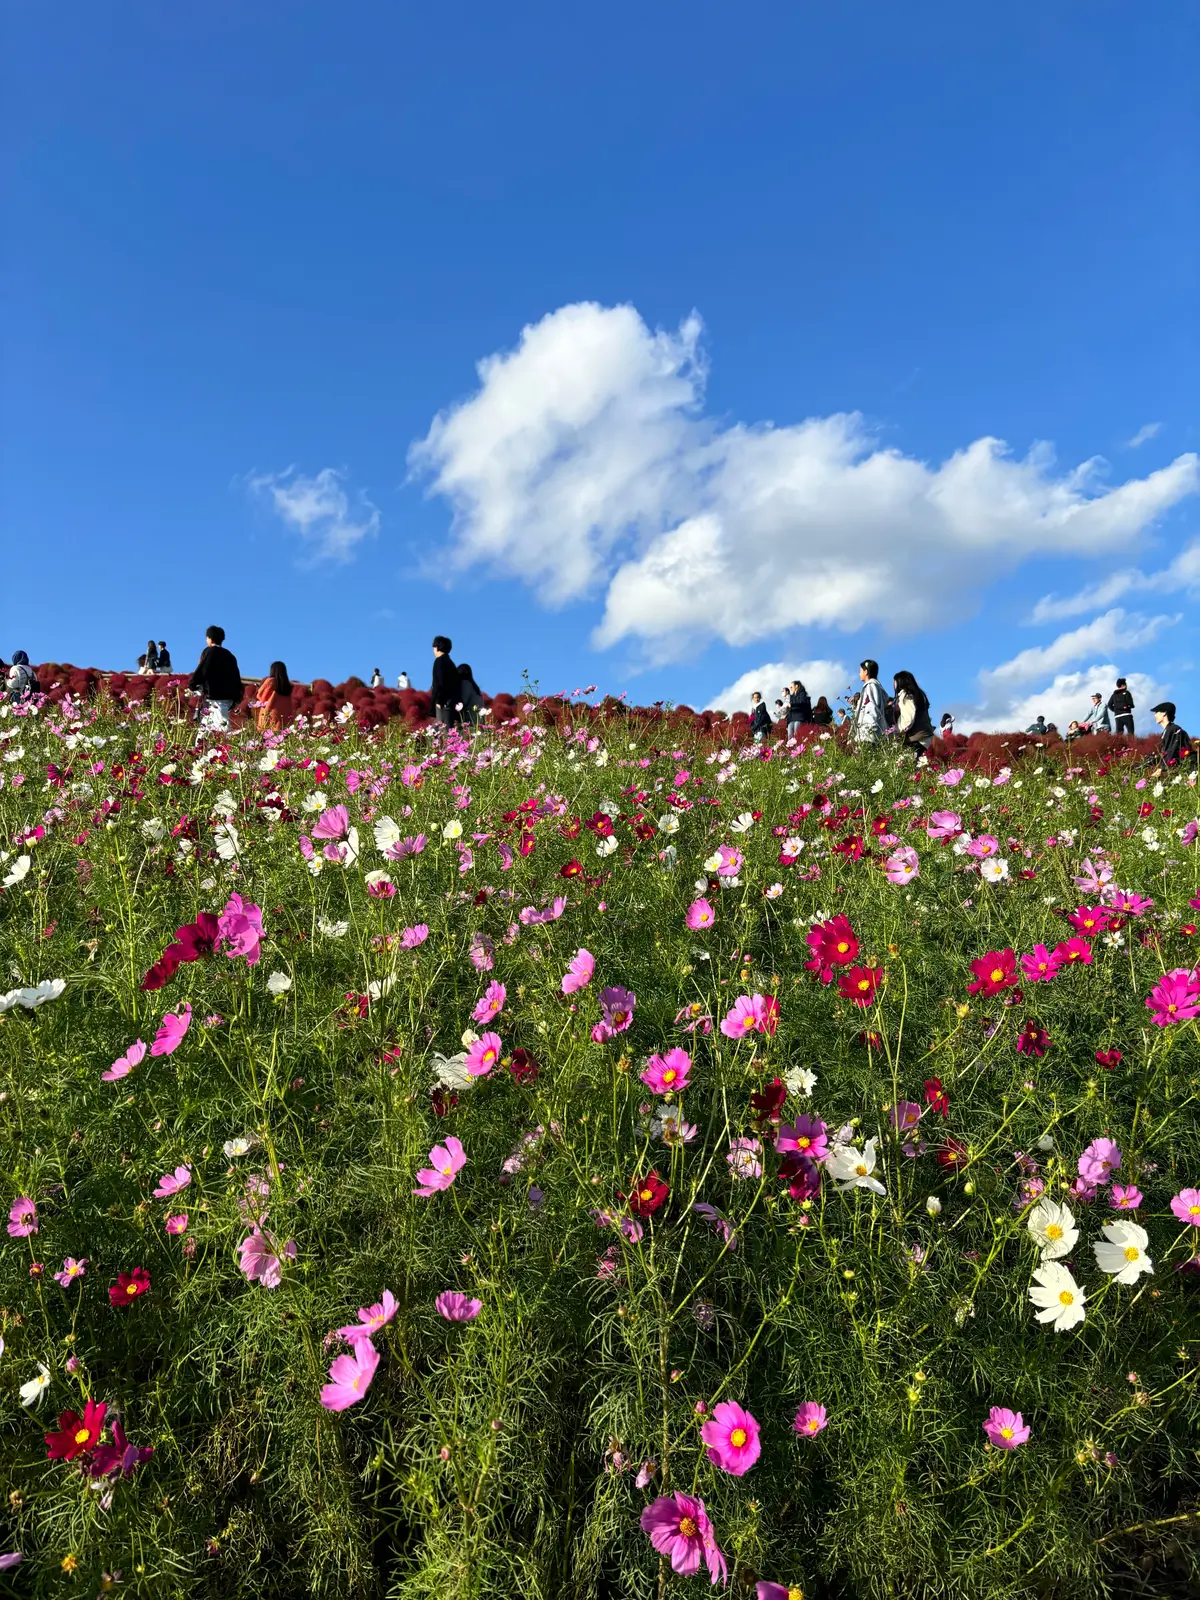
(594, 749), (608, 767)
(1027, 1199), (1077, 1260)
(302, 791), (329, 813)
(764, 882), (784, 899)
(3, 745), (25, 763)
(1141, 826), (1161, 851)
(266, 971), (292, 996)
(596, 834), (618, 857)
(730, 811), (755, 833)
(925, 1195), (942, 1216)
(317, 918), (349, 938)
(702, 851), (723, 873)
(979, 857), (1009, 883)
(20, 1362), (51, 1407)
(442, 818), (463, 840)
(657, 813), (680, 834)
(952, 833), (974, 856)
(342, 827), (360, 867)
(210, 790), (237, 819)
(783, 836), (805, 855)
(18, 979), (66, 1009)
(367, 973), (395, 1001)
(1028, 1261), (1087, 1330)
(223, 1136), (257, 1157)
(258, 749), (282, 772)
(1093, 1220), (1154, 1285)
(373, 815), (402, 852)
(784, 1067), (817, 1097)
(659, 844), (678, 869)
(364, 869), (393, 890)
(140, 819), (167, 842)
(829, 1138), (885, 1195)
(0, 989), (23, 1013)
(432, 1051), (473, 1091)
(597, 799), (621, 818)
(307, 857), (323, 876)
(693, 877), (710, 893)
(2, 855), (31, 888)
(1036, 1133), (1055, 1152)
(214, 822), (241, 862)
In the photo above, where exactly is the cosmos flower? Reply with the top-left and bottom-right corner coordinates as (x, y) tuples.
(700, 1401), (761, 1475)
(982, 1407), (1030, 1449)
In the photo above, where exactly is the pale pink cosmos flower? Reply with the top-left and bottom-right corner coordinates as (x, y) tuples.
(472, 982), (506, 1024)
(966, 834), (1000, 859)
(237, 1228), (296, 1288)
(104, 1038), (147, 1081)
(217, 894), (264, 965)
(686, 898), (716, 930)
(719, 993), (779, 1040)
(592, 986), (636, 1042)
(883, 847), (919, 884)
(982, 1407), (1030, 1449)
(383, 833), (427, 860)
(938, 769), (965, 787)
(470, 933), (495, 972)
(435, 1290), (482, 1322)
(465, 1031), (502, 1077)
(150, 1003), (192, 1058)
(337, 1289), (398, 1343)
(561, 948), (595, 994)
(726, 1137), (763, 1180)
(715, 845), (743, 877)
(1079, 1137), (1122, 1186)
(640, 1048), (691, 1094)
(7, 1197), (38, 1237)
(311, 804), (350, 840)
(320, 1337), (380, 1411)
(414, 1136), (467, 1196)
(926, 810), (962, 840)
(1170, 1188), (1200, 1226)
(53, 1256), (88, 1288)
(700, 1400), (761, 1475)
(152, 1165), (192, 1199)
(400, 924), (429, 949)
(165, 1214), (188, 1235)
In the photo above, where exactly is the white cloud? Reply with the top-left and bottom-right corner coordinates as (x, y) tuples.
(706, 658), (849, 715)
(978, 609), (1177, 695)
(1030, 540), (1200, 622)
(249, 467), (380, 564)
(1127, 422), (1161, 449)
(962, 667), (1169, 736)
(410, 302), (1199, 662)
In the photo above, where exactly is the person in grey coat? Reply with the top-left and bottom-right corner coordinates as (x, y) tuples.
(852, 659), (887, 744)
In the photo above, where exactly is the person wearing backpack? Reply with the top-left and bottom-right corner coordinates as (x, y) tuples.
(6, 650), (38, 702)
(1107, 677), (1135, 736)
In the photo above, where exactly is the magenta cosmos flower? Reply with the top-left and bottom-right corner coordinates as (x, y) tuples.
(640, 1048), (691, 1094)
(983, 1407), (1030, 1449)
(757, 1584), (805, 1600)
(926, 810), (961, 840)
(1078, 1137), (1122, 1185)
(401, 923), (430, 949)
(414, 1135), (467, 1196)
(686, 897), (716, 930)
(561, 948), (594, 994)
(7, 1196), (38, 1237)
(793, 1402), (827, 1437)
(1170, 1188), (1200, 1226)
(883, 846), (920, 884)
(338, 1289), (399, 1343)
(720, 993), (779, 1040)
(714, 845), (743, 877)
(778, 1115), (829, 1164)
(217, 893), (264, 965)
(311, 804), (350, 840)
(700, 1400), (761, 1475)
(149, 1003), (192, 1058)
(1146, 968), (1200, 1026)
(103, 1038), (146, 1081)
(152, 1164), (192, 1199)
(472, 981), (506, 1024)
(435, 1290), (482, 1322)
(465, 1031), (502, 1077)
(1020, 944), (1063, 983)
(639, 1493), (727, 1585)
(592, 986), (635, 1042)
(320, 1337), (380, 1412)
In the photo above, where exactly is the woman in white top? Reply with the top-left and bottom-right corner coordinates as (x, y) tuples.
(851, 659), (888, 744)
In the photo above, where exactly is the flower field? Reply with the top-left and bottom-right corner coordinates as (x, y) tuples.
(1, 688), (1199, 1599)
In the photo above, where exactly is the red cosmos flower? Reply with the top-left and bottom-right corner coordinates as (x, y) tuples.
(1095, 1048), (1123, 1070)
(517, 829), (536, 858)
(837, 965), (883, 1007)
(109, 1267), (151, 1306)
(508, 1048), (540, 1083)
(1016, 1019), (1050, 1058)
(559, 859), (583, 879)
(1068, 905), (1112, 938)
(858, 1030), (883, 1051)
(749, 1077), (787, 1126)
(559, 817), (583, 840)
(430, 1087), (459, 1117)
(833, 835), (865, 861)
(1053, 937), (1093, 967)
(805, 915), (859, 984)
(624, 1171), (669, 1217)
(935, 1138), (969, 1169)
(139, 947), (182, 992)
(870, 814), (891, 836)
(923, 1077), (949, 1117)
(967, 949), (1018, 995)
(1138, 801), (1155, 819)
(45, 1398), (107, 1462)
(175, 912), (220, 960)
(584, 812), (615, 837)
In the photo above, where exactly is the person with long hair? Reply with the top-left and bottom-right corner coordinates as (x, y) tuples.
(892, 669), (934, 754)
(457, 662), (485, 728)
(255, 660), (295, 731)
(851, 659), (887, 744)
(811, 696), (833, 726)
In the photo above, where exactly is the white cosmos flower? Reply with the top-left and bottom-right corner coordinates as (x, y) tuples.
(432, 1051), (474, 1091)
(442, 818), (463, 840)
(829, 1138), (885, 1195)
(266, 971), (292, 996)
(1026, 1199), (1077, 1260)
(1028, 1261), (1087, 1331)
(702, 852), (723, 873)
(317, 918), (349, 938)
(17, 979), (66, 1009)
(980, 858), (1009, 883)
(1093, 1220), (1154, 1285)
(367, 973), (395, 1001)
(223, 1136), (257, 1157)
(258, 749), (282, 772)
(730, 811), (755, 833)
(595, 835), (618, 857)
(343, 827), (360, 867)
(140, 819), (167, 842)
(3, 855), (31, 888)
(870, 778), (884, 793)
(302, 791), (329, 813)
(307, 857), (323, 876)
(210, 790), (237, 819)
(925, 1195), (942, 1216)
(0, 989), (23, 1013)
(784, 1066), (817, 1097)
(373, 815), (402, 852)
(213, 822), (241, 862)
(657, 813), (680, 834)
(20, 1362), (51, 1407)
(783, 836), (805, 855)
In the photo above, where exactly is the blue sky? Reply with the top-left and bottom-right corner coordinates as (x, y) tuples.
(3, 2), (1197, 728)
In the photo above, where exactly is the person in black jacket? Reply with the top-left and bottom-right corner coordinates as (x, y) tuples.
(1148, 702), (1194, 773)
(157, 641), (172, 673)
(189, 625), (242, 730)
(785, 679), (812, 741)
(749, 691), (772, 742)
(1108, 677), (1135, 736)
(430, 636), (459, 727)
(811, 696), (833, 727)
(457, 663), (485, 729)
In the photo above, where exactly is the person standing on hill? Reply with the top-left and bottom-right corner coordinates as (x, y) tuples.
(396, 670), (410, 690)
(810, 696), (833, 727)
(156, 641), (172, 672)
(430, 636), (459, 727)
(457, 662), (485, 728)
(370, 667), (383, 687)
(144, 639), (159, 673)
(1108, 677), (1135, 735)
(893, 670), (934, 754)
(852, 659), (887, 744)
(255, 661), (295, 731)
(749, 690), (772, 741)
(189, 625), (242, 730)
(785, 680), (811, 741)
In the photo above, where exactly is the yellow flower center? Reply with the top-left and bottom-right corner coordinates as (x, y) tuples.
(990, 968), (1004, 982)
(805, 1418), (820, 1432)
(74, 1427), (91, 1445)
(855, 1163), (868, 1177)
(797, 1137), (811, 1150)
(730, 1428), (747, 1447)
(1189, 1205), (1200, 1217)
(1000, 1426), (1014, 1439)
(678, 1516), (698, 1538)
(789, 1588), (805, 1600)
(836, 941), (849, 954)
(126, 1282), (137, 1294)
(663, 1069), (677, 1084)
(639, 1188), (653, 1203)
(857, 979), (870, 992)
(1045, 1224), (1063, 1240)
(613, 1011), (627, 1027)
(1058, 1290), (1074, 1306)
(1123, 1246), (1139, 1262)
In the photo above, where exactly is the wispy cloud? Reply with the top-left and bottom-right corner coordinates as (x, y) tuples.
(248, 466), (380, 564)
(1029, 540), (1200, 622)
(1127, 422), (1161, 449)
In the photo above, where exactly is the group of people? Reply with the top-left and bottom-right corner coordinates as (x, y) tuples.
(749, 661), (945, 756)
(135, 639), (173, 674)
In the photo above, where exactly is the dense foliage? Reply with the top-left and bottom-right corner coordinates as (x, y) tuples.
(1, 689), (1198, 1599)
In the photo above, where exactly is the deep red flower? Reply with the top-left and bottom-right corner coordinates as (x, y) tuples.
(837, 966), (883, 1007)
(584, 812), (615, 838)
(967, 949), (1018, 995)
(870, 814), (891, 836)
(517, 829), (536, 858)
(45, 1398), (107, 1462)
(923, 1077), (949, 1117)
(430, 1086), (459, 1117)
(624, 1171), (669, 1217)
(175, 912), (220, 960)
(109, 1267), (151, 1306)
(805, 915), (859, 984)
(139, 947), (182, 992)
(778, 1152), (821, 1202)
(1016, 1019), (1050, 1058)
(857, 1029), (883, 1051)
(749, 1077), (787, 1126)
(935, 1138), (969, 1169)
(1095, 1048), (1123, 1070)
(508, 1048), (540, 1083)
(833, 835), (865, 861)
(559, 859), (583, 879)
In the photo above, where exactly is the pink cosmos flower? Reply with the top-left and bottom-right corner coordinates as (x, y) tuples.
(401, 924), (430, 949)
(472, 981), (507, 1024)
(1146, 969), (1200, 1027)
(1069, 905), (1113, 937)
(1053, 937), (1093, 968)
(592, 986), (636, 1042)
(150, 1003), (192, 1058)
(465, 1031), (502, 1077)
(103, 1038), (147, 1081)
(217, 894), (264, 965)
(7, 1196), (38, 1237)
(414, 1135), (467, 1196)
(757, 1585), (797, 1600)
(237, 1228), (296, 1288)
(1020, 944), (1062, 983)
(1170, 1188), (1200, 1226)
(435, 1290), (482, 1322)
(53, 1256), (87, 1288)
(719, 993), (779, 1040)
(983, 1407), (1030, 1449)
(726, 1137), (763, 1180)
(165, 1214), (188, 1235)
(639, 1493), (727, 1585)
(1078, 1137), (1122, 1185)
(926, 810), (962, 840)
(692, 1201), (737, 1248)
(470, 933), (495, 972)
(1110, 1184), (1143, 1211)
(778, 1115), (829, 1163)
(320, 1337), (380, 1411)
(700, 1400), (761, 1475)
(686, 898), (716, 930)
(966, 834), (1000, 859)
(337, 1289), (399, 1343)
(383, 833), (426, 860)
(793, 1402), (828, 1436)
(938, 768), (965, 786)
(887, 1100), (922, 1133)
(640, 1048), (691, 1094)
(715, 845), (743, 877)
(152, 1165), (192, 1199)
(561, 948), (594, 994)
(884, 846), (919, 884)
(311, 804), (350, 840)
